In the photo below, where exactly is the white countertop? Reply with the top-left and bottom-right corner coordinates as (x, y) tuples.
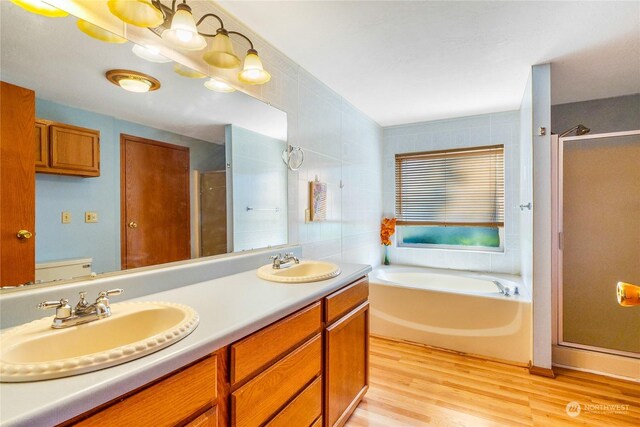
(0, 262), (371, 427)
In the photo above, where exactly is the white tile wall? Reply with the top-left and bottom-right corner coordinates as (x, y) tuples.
(212, 4), (384, 266)
(229, 126), (288, 251)
(382, 111), (522, 274)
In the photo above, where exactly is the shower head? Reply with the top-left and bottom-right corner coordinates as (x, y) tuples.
(576, 124), (590, 135)
(559, 124), (590, 138)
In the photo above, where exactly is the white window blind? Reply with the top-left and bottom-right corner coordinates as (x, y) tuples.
(395, 145), (504, 227)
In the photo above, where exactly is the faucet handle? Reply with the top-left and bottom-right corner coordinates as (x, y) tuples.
(75, 291), (90, 310)
(95, 288), (123, 307)
(38, 298), (72, 319)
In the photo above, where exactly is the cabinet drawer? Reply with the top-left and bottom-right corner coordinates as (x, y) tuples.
(325, 277), (369, 325)
(232, 334), (322, 427)
(187, 407), (218, 427)
(75, 355), (217, 426)
(266, 376), (322, 427)
(231, 302), (321, 386)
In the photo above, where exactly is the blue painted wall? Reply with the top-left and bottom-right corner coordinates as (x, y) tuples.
(35, 99), (225, 274)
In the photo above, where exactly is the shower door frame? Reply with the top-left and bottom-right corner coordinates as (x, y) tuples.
(553, 129), (640, 359)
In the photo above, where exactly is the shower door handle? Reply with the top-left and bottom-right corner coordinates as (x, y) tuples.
(617, 282), (640, 307)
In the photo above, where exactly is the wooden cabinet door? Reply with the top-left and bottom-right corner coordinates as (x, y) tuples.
(34, 119), (48, 169)
(49, 123), (100, 176)
(325, 302), (369, 427)
(0, 82), (35, 287)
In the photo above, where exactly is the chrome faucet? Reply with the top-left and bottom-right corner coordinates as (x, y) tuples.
(270, 252), (300, 269)
(493, 280), (519, 297)
(38, 289), (123, 328)
(493, 280), (510, 297)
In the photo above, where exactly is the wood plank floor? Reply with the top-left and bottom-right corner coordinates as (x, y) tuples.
(345, 336), (640, 427)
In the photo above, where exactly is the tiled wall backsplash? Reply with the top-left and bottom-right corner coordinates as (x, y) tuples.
(214, 4), (384, 266)
(382, 111), (521, 274)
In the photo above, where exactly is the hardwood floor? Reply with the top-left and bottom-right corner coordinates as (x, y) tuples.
(345, 336), (640, 426)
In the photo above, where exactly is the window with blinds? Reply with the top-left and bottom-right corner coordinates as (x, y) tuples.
(395, 145), (504, 227)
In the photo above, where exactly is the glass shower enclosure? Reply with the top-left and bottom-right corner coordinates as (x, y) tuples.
(557, 130), (640, 357)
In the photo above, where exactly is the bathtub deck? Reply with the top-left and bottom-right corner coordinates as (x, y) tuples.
(346, 336), (639, 426)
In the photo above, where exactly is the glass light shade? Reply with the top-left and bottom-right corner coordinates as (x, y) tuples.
(162, 7), (206, 51)
(173, 63), (206, 79)
(118, 77), (152, 93)
(77, 20), (128, 44)
(132, 44), (172, 63)
(10, 0), (68, 17)
(238, 50), (271, 85)
(107, 0), (163, 28)
(203, 31), (241, 69)
(204, 78), (236, 93)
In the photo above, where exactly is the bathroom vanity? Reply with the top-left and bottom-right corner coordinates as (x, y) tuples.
(0, 260), (371, 427)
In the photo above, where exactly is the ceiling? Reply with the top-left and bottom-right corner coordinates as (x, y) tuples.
(0, 1), (287, 143)
(218, 1), (640, 127)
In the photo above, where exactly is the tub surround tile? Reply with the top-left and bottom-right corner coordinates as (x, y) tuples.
(383, 111), (521, 275)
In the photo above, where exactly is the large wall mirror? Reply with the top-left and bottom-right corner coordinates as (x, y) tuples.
(0, 1), (288, 288)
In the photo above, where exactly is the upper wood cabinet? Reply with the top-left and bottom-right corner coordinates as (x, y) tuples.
(36, 120), (100, 177)
(34, 120), (48, 168)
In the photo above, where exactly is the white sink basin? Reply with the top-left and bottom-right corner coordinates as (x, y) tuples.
(0, 301), (199, 382)
(257, 261), (341, 283)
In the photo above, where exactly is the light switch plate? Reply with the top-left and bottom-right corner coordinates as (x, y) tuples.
(85, 212), (98, 223)
(61, 211), (71, 224)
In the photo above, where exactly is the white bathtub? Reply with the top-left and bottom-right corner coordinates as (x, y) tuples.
(369, 265), (532, 364)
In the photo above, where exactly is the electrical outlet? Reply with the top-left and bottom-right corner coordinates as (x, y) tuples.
(85, 212), (98, 223)
(61, 211), (71, 224)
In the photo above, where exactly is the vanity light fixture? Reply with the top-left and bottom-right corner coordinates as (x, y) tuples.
(10, 0), (68, 17)
(107, 0), (271, 85)
(106, 69), (161, 93)
(173, 63), (206, 79)
(77, 20), (128, 44)
(239, 49), (271, 85)
(204, 77), (236, 93)
(107, 0), (164, 28)
(161, 2), (207, 51)
(132, 44), (172, 63)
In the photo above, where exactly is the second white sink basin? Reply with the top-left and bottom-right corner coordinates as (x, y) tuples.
(0, 301), (199, 382)
(257, 261), (341, 283)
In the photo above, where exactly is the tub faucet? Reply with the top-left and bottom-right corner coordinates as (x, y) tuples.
(270, 252), (300, 269)
(38, 288), (123, 329)
(493, 280), (510, 297)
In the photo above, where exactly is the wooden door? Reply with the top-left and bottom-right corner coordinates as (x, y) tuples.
(200, 171), (227, 257)
(325, 302), (369, 427)
(0, 82), (35, 287)
(121, 134), (190, 269)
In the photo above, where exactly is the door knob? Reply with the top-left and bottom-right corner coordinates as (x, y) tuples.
(16, 230), (33, 240)
(128, 222), (138, 229)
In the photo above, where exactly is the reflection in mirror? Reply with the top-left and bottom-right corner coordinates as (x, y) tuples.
(0, 1), (287, 288)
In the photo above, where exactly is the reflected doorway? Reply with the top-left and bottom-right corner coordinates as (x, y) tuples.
(120, 134), (190, 269)
(199, 170), (228, 257)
